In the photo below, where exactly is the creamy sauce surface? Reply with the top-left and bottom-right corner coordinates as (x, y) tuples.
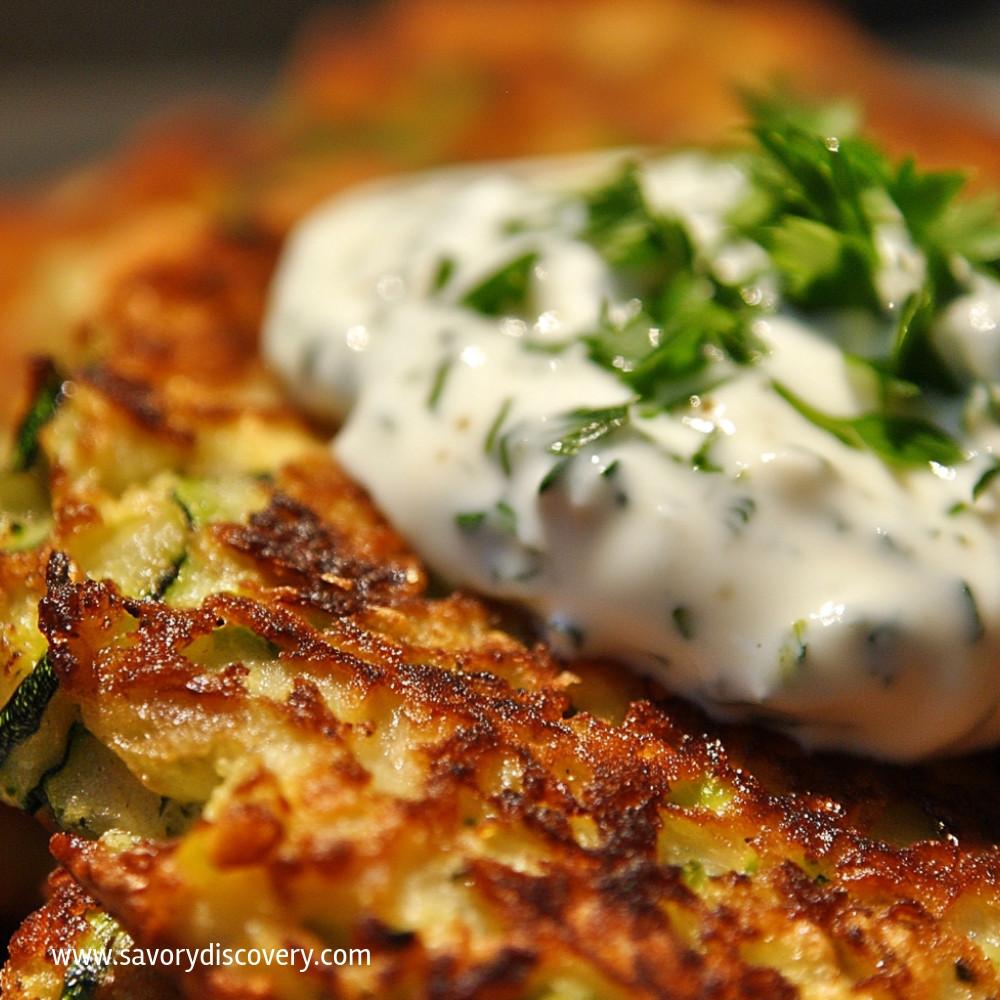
(264, 151), (1000, 761)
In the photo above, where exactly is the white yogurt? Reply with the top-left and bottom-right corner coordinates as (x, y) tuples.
(264, 151), (1000, 761)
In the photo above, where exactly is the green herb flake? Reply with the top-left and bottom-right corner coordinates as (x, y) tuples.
(672, 605), (695, 640)
(961, 581), (985, 643)
(690, 431), (722, 473)
(726, 496), (757, 533)
(972, 458), (1000, 502)
(582, 162), (695, 278)
(764, 215), (879, 311)
(431, 255), (456, 293)
(495, 500), (518, 535)
(485, 397), (513, 455)
(457, 92), (1000, 487)
(455, 511), (487, 531)
(778, 619), (809, 681)
(498, 435), (515, 477)
(772, 380), (964, 468)
(483, 397), (519, 478)
(427, 357), (454, 411)
(538, 458), (570, 495)
(889, 285), (960, 395)
(548, 404), (632, 457)
(460, 251), (538, 317)
(742, 91), (1000, 382)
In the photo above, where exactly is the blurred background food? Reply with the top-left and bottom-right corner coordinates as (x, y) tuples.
(2, 1), (1000, 188)
(2, 0), (1000, 972)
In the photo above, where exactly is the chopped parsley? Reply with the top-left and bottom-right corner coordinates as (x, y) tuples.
(427, 357), (454, 411)
(973, 458), (1000, 503)
(547, 404), (632, 457)
(610, 95), (995, 405)
(454, 502), (520, 536)
(454, 92), (1000, 478)
(961, 581), (985, 643)
(431, 255), (457, 293)
(484, 397), (515, 476)
(672, 605), (695, 640)
(455, 510), (487, 531)
(579, 166), (766, 411)
(582, 163), (694, 279)
(738, 92), (1000, 397)
(726, 495), (757, 534)
(460, 251), (539, 316)
(495, 500), (518, 535)
(772, 380), (965, 468)
(453, 501), (542, 583)
(537, 459), (569, 495)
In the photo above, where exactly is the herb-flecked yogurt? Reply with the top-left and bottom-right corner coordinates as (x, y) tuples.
(264, 113), (1000, 761)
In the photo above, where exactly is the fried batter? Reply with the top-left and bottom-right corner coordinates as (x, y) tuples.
(5, 2), (1000, 998)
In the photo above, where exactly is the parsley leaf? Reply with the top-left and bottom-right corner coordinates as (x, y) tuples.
(889, 158), (966, 244)
(741, 90), (1000, 392)
(451, 91), (1000, 479)
(461, 251), (538, 317)
(427, 357), (453, 410)
(431, 255), (457, 293)
(924, 190), (1000, 268)
(582, 163), (694, 295)
(579, 169), (764, 410)
(888, 284), (961, 395)
(772, 380), (964, 467)
(547, 404), (633, 456)
(764, 215), (879, 311)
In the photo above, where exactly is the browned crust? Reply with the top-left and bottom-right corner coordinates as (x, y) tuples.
(27, 537), (1000, 997)
(6, 2), (1000, 998)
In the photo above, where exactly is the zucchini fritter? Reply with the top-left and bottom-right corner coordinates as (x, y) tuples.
(4, 207), (1000, 1000)
(5, 1), (1000, 998)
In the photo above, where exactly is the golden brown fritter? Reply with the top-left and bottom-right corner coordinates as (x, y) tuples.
(5, 215), (1000, 997)
(6, 2), (1000, 998)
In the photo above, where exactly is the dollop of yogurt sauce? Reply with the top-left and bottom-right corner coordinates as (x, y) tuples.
(264, 123), (1000, 761)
